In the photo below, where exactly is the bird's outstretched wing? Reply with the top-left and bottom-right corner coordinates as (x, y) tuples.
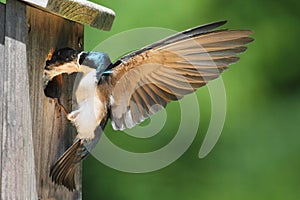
(108, 21), (253, 130)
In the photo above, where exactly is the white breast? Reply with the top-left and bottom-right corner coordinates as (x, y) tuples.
(71, 70), (104, 140)
(75, 70), (97, 103)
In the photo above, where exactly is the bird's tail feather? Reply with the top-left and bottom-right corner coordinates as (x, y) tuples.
(49, 139), (88, 191)
(49, 116), (108, 191)
(50, 117), (108, 191)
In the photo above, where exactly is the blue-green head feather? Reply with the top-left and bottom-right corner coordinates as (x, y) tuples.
(78, 51), (112, 80)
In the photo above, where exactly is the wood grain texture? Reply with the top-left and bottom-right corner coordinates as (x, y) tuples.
(0, 3), (4, 44)
(1, 0), (38, 199)
(21, 0), (115, 30)
(1, 0), (84, 199)
(26, 5), (84, 199)
(0, 2), (5, 198)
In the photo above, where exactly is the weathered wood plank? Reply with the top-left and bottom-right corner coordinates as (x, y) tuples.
(1, 0), (38, 199)
(21, 0), (115, 30)
(26, 5), (83, 199)
(1, 1), (84, 198)
(0, 3), (4, 44)
(0, 2), (5, 198)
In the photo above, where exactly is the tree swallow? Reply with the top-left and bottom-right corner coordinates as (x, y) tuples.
(43, 21), (253, 191)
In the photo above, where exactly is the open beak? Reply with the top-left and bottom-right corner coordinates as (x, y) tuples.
(43, 64), (57, 89)
(43, 61), (79, 89)
(43, 70), (51, 89)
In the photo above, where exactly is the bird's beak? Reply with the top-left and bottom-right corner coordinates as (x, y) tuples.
(43, 69), (52, 89)
(43, 64), (58, 89)
(43, 62), (79, 89)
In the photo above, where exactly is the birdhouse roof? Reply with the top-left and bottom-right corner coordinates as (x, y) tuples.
(20, 0), (115, 30)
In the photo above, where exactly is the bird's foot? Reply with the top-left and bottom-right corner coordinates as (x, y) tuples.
(54, 98), (69, 118)
(67, 110), (80, 122)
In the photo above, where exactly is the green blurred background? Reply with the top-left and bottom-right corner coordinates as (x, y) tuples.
(2, 0), (300, 199)
(82, 0), (300, 199)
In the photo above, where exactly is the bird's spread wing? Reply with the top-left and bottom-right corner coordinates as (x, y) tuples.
(108, 21), (253, 130)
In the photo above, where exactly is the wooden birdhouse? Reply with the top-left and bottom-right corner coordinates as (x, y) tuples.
(0, 0), (115, 199)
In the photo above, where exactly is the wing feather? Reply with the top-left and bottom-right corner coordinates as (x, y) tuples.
(108, 21), (253, 130)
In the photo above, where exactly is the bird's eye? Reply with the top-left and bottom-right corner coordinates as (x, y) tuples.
(79, 52), (88, 65)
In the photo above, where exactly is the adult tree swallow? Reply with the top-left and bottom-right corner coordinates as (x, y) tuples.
(43, 21), (253, 191)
